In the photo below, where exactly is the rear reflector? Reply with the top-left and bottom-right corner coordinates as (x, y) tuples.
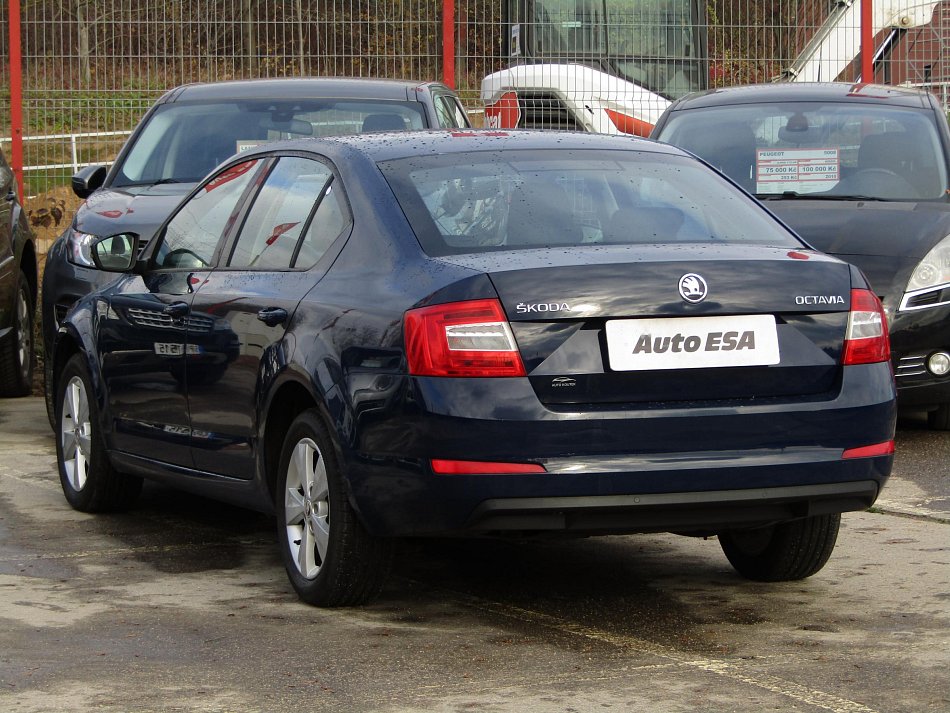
(405, 299), (526, 377)
(431, 459), (547, 475)
(842, 289), (891, 365)
(842, 440), (895, 459)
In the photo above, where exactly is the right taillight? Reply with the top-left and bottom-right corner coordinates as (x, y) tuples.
(842, 288), (891, 365)
(404, 298), (526, 377)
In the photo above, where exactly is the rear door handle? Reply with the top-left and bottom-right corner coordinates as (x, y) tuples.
(257, 307), (288, 327)
(163, 301), (190, 318)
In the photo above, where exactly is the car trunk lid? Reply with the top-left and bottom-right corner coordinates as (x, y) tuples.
(442, 244), (852, 405)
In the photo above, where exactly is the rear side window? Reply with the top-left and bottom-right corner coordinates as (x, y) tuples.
(297, 181), (348, 268)
(379, 149), (802, 256)
(229, 157), (338, 270)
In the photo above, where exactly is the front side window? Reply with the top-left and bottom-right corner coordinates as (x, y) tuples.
(380, 148), (801, 256)
(157, 159), (261, 269)
(657, 101), (949, 200)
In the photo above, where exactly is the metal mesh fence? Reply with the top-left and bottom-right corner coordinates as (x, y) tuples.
(4, 0), (949, 231)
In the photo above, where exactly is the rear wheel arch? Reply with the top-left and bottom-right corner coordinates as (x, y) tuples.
(261, 380), (319, 504)
(262, 378), (359, 514)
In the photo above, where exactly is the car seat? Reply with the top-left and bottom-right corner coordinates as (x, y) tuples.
(361, 114), (407, 132)
(679, 123), (757, 192)
(506, 181), (581, 246)
(602, 206), (685, 243)
(857, 132), (929, 197)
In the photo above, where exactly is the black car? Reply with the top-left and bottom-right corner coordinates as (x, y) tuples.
(51, 131), (895, 606)
(41, 77), (471, 420)
(651, 82), (950, 428)
(0, 149), (37, 397)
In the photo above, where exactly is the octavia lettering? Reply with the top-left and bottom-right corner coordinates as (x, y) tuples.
(795, 295), (844, 305)
(632, 330), (756, 354)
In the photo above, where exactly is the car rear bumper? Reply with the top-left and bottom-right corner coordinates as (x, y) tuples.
(346, 450), (890, 536)
(466, 480), (881, 533)
(342, 363), (896, 536)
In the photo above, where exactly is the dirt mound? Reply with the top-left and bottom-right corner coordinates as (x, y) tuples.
(27, 186), (82, 262)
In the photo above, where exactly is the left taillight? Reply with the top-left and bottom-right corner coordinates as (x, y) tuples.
(604, 108), (653, 137)
(404, 298), (526, 377)
(842, 289), (891, 366)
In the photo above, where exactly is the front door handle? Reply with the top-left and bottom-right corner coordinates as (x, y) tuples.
(257, 307), (288, 327)
(163, 301), (190, 318)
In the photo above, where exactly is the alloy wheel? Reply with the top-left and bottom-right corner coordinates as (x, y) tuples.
(15, 285), (31, 383)
(284, 437), (330, 580)
(60, 375), (91, 491)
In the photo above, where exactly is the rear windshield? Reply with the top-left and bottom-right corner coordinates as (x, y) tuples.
(114, 99), (427, 187)
(379, 149), (802, 256)
(656, 102), (949, 200)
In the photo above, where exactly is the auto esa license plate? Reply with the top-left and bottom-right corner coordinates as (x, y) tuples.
(605, 315), (780, 371)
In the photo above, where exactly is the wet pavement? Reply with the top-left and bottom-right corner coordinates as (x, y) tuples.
(1, 396), (948, 712)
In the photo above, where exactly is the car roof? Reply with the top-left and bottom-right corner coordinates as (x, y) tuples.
(160, 77), (452, 103)
(669, 82), (933, 111)
(241, 129), (689, 164)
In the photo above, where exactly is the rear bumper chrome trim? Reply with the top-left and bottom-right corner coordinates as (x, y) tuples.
(541, 446), (841, 474)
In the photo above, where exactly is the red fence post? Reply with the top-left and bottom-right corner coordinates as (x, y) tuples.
(861, 0), (874, 83)
(8, 0), (25, 197)
(442, 0), (455, 89)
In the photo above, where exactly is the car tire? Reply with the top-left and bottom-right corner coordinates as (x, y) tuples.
(0, 270), (35, 397)
(56, 353), (142, 512)
(276, 409), (392, 606)
(718, 513), (840, 582)
(927, 403), (950, 430)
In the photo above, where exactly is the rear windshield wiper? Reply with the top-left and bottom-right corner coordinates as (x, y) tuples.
(758, 191), (885, 201)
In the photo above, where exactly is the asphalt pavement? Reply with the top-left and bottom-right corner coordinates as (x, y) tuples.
(1, 396), (948, 713)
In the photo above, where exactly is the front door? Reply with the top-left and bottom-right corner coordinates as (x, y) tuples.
(101, 157), (264, 468)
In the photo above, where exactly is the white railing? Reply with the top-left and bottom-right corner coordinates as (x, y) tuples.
(0, 129), (132, 174)
(905, 82), (950, 111)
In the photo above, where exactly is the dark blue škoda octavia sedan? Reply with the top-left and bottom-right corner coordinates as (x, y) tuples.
(51, 131), (896, 606)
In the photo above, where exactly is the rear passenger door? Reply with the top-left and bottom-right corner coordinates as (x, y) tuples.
(186, 154), (351, 478)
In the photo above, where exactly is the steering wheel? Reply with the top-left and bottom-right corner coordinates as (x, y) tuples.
(853, 168), (904, 182)
(839, 167), (920, 200)
(164, 248), (209, 268)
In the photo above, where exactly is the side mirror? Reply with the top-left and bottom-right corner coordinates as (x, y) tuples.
(72, 165), (107, 199)
(91, 234), (138, 272)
